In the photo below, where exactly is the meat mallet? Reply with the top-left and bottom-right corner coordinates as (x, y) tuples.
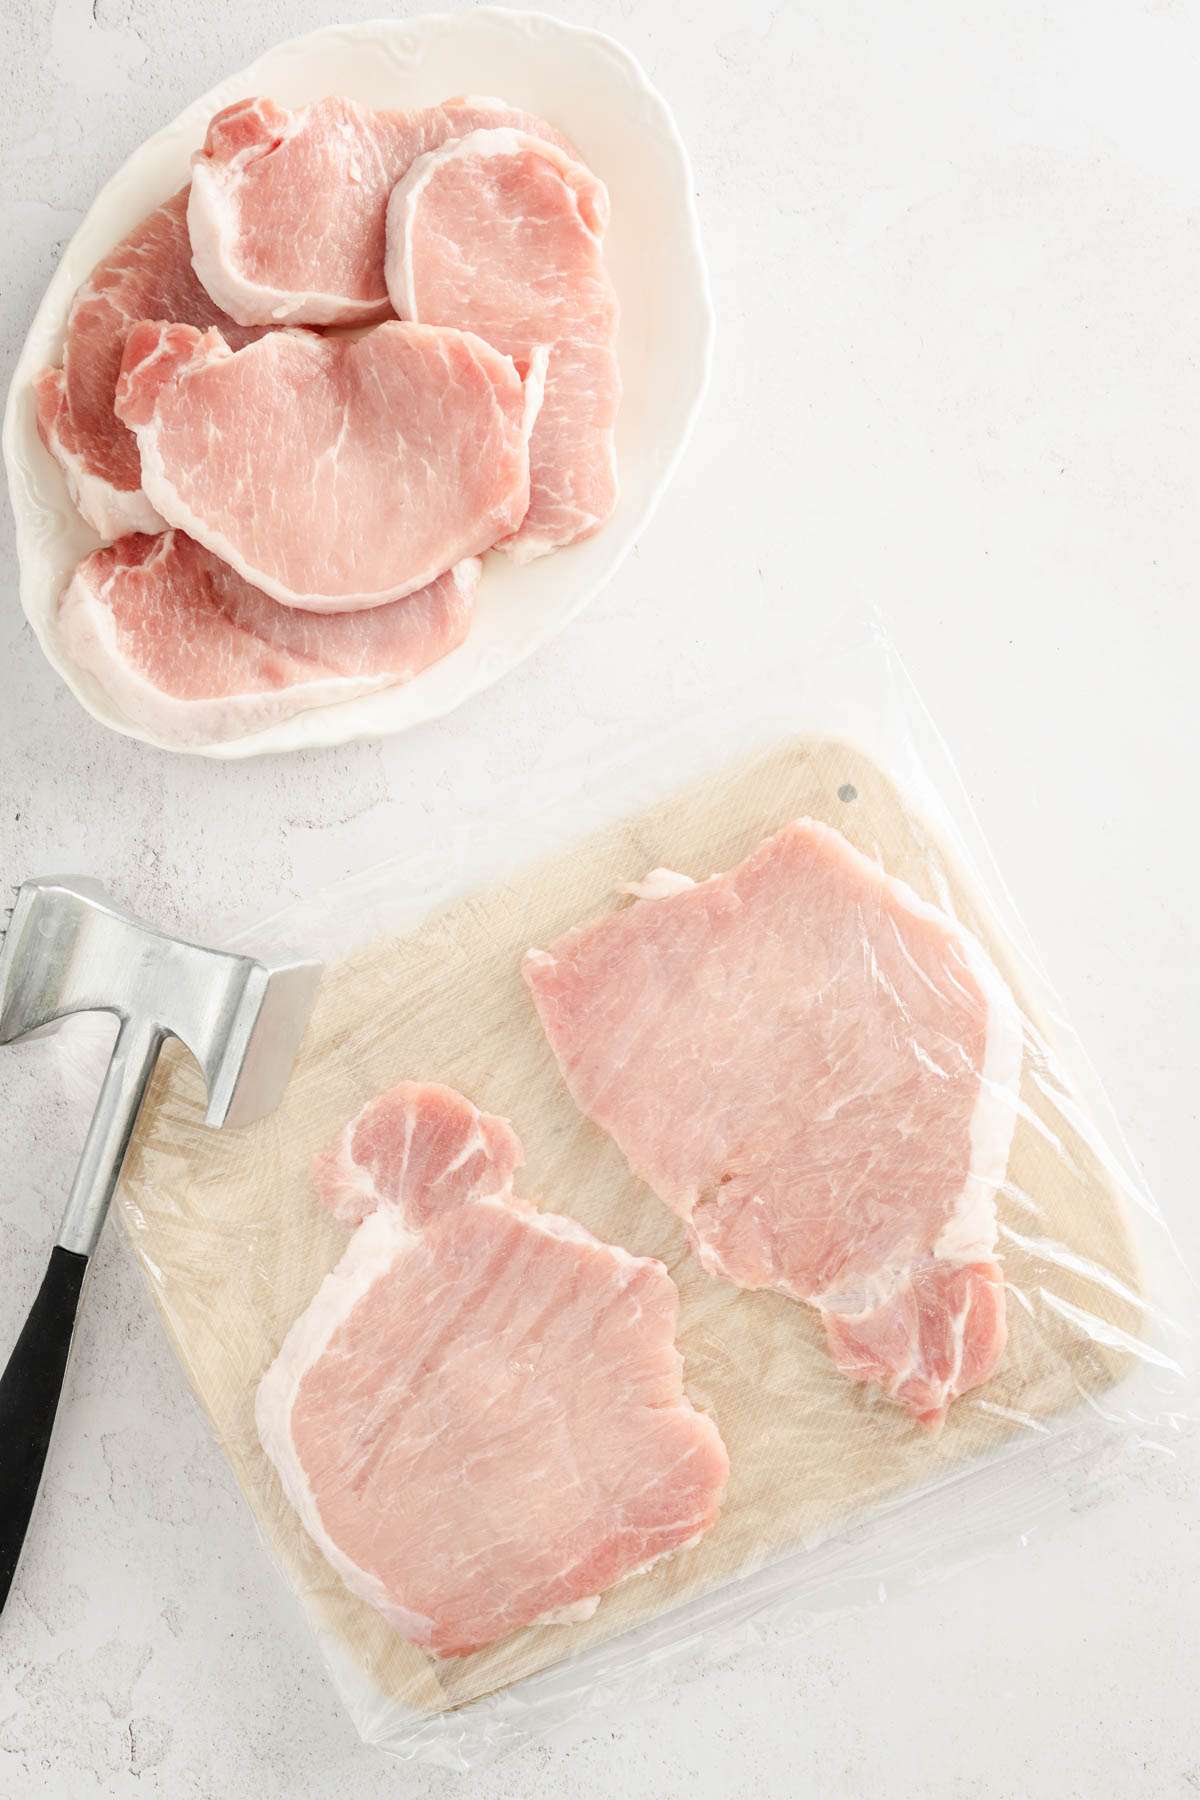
(0, 876), (321, 1613)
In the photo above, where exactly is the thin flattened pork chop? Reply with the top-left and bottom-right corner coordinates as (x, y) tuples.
(115, 320), (533, 611)
(57, 530), (477, 746)
(189, 94), (575, 326)
(34, 189), (267, 541)
(257, 1083), (728, 1658)
(387, 129), (621, 560)
(524, 821), (1023, 1430)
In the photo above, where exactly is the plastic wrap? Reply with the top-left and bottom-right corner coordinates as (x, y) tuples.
(59, 613), (1195, 1770)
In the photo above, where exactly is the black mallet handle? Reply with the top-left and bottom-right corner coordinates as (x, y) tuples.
(0, 1246), (89, 1613)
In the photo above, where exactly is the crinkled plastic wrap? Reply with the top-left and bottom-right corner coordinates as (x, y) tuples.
(59, 615), (1196, 1770)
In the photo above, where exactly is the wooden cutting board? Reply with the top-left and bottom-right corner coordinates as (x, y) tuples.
(116, 737), (1142, 1721)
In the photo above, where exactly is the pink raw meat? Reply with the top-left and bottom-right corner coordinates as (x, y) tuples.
(387, 129), (620, 561)
(313, 1078), (524, 1230)
(56, 530), (477, 747)
(523, 821), (1023, 1430)
(115, 320), (533, 611)
(189, 95), (574, 326)
(34, 189), (267, 541)
(257, 1082), (728, 1658)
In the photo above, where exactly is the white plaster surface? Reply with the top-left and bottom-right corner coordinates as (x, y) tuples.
(0, 2), (1197, 1795)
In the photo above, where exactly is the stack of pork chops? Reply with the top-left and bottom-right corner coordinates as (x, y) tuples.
(36, 95), (621, 745)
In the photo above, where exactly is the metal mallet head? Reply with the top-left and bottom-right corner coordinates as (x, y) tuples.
(0, 876), (322, 1611)
(0, 877), (322, 1106)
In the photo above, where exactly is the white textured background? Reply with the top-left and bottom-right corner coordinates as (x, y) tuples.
(2, 2), (1198, 1796)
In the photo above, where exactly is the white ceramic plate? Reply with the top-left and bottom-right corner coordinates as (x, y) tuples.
(3, 10), (712, 759)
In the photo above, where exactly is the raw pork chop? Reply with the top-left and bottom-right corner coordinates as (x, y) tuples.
(387, 129), (621, 560)
(115, 320), (533, 611)
(523, 821), (1023, 1429)
(34, 189), (267, 541)
(257, 1082), (728, 1657)
(189, 95), (574, 326)
(57, 530), (477, 747)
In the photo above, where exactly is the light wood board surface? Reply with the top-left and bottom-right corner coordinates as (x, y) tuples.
(116, 738), (1142, 1719)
